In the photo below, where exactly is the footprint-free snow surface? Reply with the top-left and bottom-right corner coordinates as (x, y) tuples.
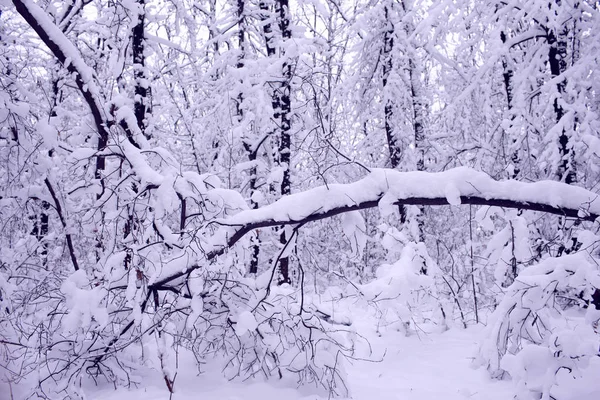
(84, 326), (513, 400)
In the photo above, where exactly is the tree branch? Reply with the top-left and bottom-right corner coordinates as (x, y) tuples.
(150, 168), (600, 289)
(44, 178), (79, 271)
(12, 0), (141, 152)
(13, 0), (110, 151)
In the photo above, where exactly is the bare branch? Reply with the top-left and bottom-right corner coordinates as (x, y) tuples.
(44, 178), (79, 271)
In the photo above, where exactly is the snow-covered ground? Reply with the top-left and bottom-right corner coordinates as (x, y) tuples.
(348, 327), (513, 400)
(82, 326), (513, 400)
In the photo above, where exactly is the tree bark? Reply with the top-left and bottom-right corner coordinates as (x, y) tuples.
(500, 30), (520, 180)
(548, 25), (575, 184)
(260, 0), (293, 284)
(236, 0), (260, 275)
(275, 0), (292, 285)
(408, 59), (426, 242)
(382, 6), (401, 170)
(132, 0), (150, 140)
(382, 5), (407, 225)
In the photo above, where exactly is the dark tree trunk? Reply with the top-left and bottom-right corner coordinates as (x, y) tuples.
(237, 0), (260, 275)
(501, 32), (514, 110)
(260, 0), (276, 57)
(275, 0), (292, 285)
(132, 0), (150, 140)
(382, 6), (400, 170)
(258, 0), (293, 283)
(548, 26), (575, 184)
(31, 201), (50, 267)
(408, 59), (425, 243)
(382, 5), (407, 224)
(500, 30), (520, 180)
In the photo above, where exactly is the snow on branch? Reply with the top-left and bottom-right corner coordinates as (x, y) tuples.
(223, 167), (600, 226)
(12, 0), (142, 149)
(12, 0), (110, 145)
(151, 167), (600, 288)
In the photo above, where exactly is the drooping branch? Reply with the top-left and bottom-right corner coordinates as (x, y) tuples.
(12, 0), (141, 152)
(44, 178), (79, 271)
(150, 167), (600, 289)
(13, 0), (110, 156)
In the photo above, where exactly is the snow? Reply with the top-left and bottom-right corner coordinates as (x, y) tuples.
(251, 190), (265, 205)
(583, 134), (600, 158)
(72, 325), (514, 400)
(6, 2), (600, 400)
(60, 270), (109, 334)
(18, 0), (104, 102)
(477, 252), (600, 399)
(234, 310), (258, 335)
(348, 327), (513, 400)
(341, 210), (367, 259)
(221, 167), (600, 228)
(444, 182), (462, 205)
(121, 141), (164, 186)
(149, 166), (600, 287)
(36, 119), (58, 150)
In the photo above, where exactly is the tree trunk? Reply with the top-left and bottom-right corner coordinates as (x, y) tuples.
(548, 26), (575, 184)
(500, 30), (520, 180)
(382, 5), (407, 225)
(132, 0), (150, 140)
(275, 0), (292, 285)
(382, 6), (400, 170)
(259, 0), (293, 284)
(408, 59), (426, 243)
(236, 0), (260, 275)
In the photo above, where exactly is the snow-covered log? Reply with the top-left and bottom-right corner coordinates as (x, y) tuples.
(222, 166), (598, 228)
(151, 167), (600, 288)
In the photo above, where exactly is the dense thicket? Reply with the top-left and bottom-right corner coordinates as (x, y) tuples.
(1, 1), (599, 399)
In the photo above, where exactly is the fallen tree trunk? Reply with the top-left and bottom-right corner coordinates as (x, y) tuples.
(150, 167), (600, 289)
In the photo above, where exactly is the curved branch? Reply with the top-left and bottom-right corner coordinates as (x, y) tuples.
(13, 0), (109, 151)
(44, 178), (79, 271)
(150, 168), (600, 289)
(12, 0), (141, 150)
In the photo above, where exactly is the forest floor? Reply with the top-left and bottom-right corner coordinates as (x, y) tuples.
(85, 324), (514, 400)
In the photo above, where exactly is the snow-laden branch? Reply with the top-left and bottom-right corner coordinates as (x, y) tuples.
(12, 0), (142, 149)
(13, 0), (110, 147)
(150, 167), (600, 289)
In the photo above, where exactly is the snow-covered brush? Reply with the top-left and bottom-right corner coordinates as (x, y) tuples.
(226, 288), (353, 396)
(3, 151), (600, 398)
(155, 239), (359, 398)
(357, 226), (445, 335)
(477, 236), (600, 400)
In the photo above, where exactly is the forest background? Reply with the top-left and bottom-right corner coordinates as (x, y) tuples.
(1, 0), (600, 399)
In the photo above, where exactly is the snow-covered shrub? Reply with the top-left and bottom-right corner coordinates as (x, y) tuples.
(477, 247), (600, 399)
(484, 215), (533, 288)
(178, 268), (355, 397)
(359, 225), (445, 334)
(0, 132), (358, 398)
